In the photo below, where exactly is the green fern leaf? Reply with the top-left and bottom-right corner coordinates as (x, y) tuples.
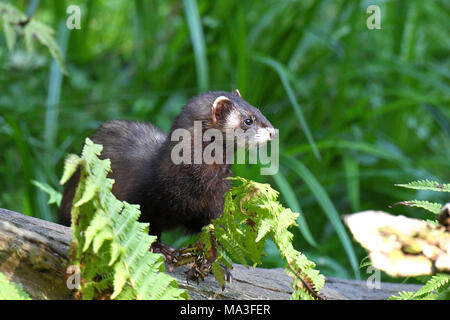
(62, 138), (188, 300)
(198, 176), (325, 300)
(83, 211), (110, 252)
(211, 261), (225, 289)
(0, 3), (67, 74)
(391, 200), (442, 214)
(0, 272), (31, 300)
(0, 3), (25, 52)
(412, 274), (450, 299)
(26, 19), (68, 74)
(389, 290), (416, 300)
(359, 256), (372, 269)
(395, 180), (450, 192)
(32, 180), (62, 206)
(391, 274), (450, 300)
(112, 263), (129, 299)
(60, 154), (83, 185)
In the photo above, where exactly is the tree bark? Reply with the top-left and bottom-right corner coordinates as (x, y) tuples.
(0, 208), (422, 300)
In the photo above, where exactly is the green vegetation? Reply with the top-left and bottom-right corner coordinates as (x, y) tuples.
(58, 139), (322, 299)
(392, 179), (449, 215)
(0, 272), (31, 300)
(389, 180), (450, 300)
(61, 138), (188, 300)
(0, 0), (448, 287)
(193, 177), (324, 300)
(391, 274), (450, 300)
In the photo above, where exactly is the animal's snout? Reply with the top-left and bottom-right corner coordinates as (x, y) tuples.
(268, 127), (279, 140)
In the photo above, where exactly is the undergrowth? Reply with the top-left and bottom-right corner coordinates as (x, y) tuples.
(389, 179), (450, 300)
(190, 177), (325, 300)
(54, 138), (324, 300)
(61, 138), (188, 300)
(0, 272), (31, 300)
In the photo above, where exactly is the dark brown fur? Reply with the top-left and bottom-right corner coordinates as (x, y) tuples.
(58, 91), (275, 238)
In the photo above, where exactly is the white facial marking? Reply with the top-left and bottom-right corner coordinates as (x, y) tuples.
(225, 111), (241, 129)
(233, 127), (275, 149)
(266, 127), (276, 138)
(255, 127), (273, 143)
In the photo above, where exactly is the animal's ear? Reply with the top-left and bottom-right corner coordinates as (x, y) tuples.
(211, 96), (232, 124)
(232, 89), (241, 97)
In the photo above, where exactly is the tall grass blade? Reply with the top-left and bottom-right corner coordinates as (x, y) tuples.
(183, 0), (209, 91)
(44, 21), (69, 151)
(282, 154), (359, 278)
(5, 116), (33, 216)
(343, 155), (360, 212)
(286, 140), (411, 166)
(256, 56), (321, 160)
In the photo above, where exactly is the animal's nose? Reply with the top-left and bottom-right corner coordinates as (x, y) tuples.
(269, 128), (279, 139)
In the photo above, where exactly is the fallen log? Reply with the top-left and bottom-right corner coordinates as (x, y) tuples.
(0, 208), (421, 300)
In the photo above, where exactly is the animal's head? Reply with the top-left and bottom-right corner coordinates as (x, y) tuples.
(174, 90), (278, 149)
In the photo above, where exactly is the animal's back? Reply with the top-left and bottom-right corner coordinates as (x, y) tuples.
(92, 120), (166, 200)
(58, 120), (166, 225)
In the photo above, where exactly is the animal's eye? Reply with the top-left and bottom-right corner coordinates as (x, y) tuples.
(244, 118), (253, 125)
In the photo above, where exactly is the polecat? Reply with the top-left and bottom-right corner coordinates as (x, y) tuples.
(58, 90), (277, 240)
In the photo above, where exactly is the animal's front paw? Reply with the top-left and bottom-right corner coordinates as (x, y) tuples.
(184, 261), (210, 284)
(150, 241), (176, 262)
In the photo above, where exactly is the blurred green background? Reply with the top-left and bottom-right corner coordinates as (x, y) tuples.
(0, 0), (449, 282)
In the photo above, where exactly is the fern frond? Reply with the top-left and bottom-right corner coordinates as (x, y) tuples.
(389, 290), (416, 300)
(390, 274), (450, 300)
(62, 138), (188, 300)
(32, 180), (62, 206)
(198, 176), (325, 300)
(395, 180), (450, 192)
(359, 256), (372, 269)
(0, 272), (31, 300)
(411, 274), (450, 299)
(391, 200), (442, 214)
(0, 3), (67, 74)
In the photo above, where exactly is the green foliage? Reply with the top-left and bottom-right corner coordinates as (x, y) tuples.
(0, 272), (31, 300)
(390, 181), (449, 300)
(272, 171), (316, 247)
(1, 0), (449, 283)
(359, 256), (372, 270)
(256, 56), (320, 160)
(281, 155), (359, 279)
(390, 274), (450, 300)
(183, 0), (208, 91)
(392, 200), (442, 215)
(396, 180), (450, 193)
(61, 138), (188, 300)
(0, 2), (67, 74)
(58, 140), (323, 299)
(31, 180), (62, 207)
(393, 179), (449, 215)
(197, 177), (325, 300)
